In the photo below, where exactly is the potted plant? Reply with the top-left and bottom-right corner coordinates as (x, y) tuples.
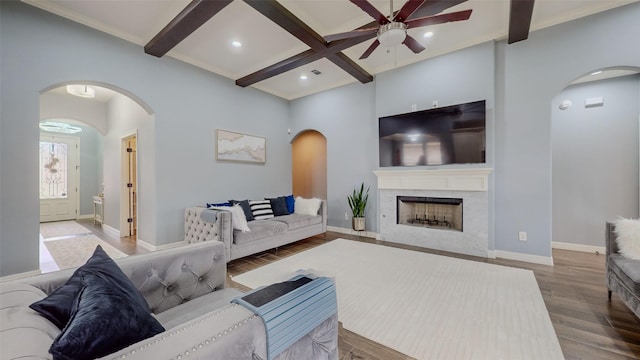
(348, 182), (369, 231)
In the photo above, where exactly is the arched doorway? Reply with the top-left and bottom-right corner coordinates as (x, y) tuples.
(38, 82), (153, 271)
(551, 67), (640, 252)
(292, 130), (327, 199)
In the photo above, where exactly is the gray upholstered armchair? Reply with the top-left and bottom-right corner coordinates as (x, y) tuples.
(605, 221), (640, 318)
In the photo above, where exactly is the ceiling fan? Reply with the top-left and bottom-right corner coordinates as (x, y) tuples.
(324, 0), (472, 59)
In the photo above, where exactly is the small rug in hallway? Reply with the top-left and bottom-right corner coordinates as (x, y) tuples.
(232, 239), (564, 360)
(40, 220), (91, 239)
(44, 235), (127, 270)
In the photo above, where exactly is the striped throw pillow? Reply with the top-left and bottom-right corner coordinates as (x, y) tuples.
(249, 200), (274, 220)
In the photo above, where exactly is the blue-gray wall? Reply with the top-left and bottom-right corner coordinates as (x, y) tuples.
(552, 75), (640, 247)
(0, 1), (291, 276)
(2, 1), (640, 276)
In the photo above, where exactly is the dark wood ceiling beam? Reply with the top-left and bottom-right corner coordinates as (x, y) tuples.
(243, 0), (327, 52)
(327, 52), (373, 83)
(241, 0), (373, 86)
(508, 0), (535, 44)
(236, 35), (375, 87)
(145, 0), (232, 57)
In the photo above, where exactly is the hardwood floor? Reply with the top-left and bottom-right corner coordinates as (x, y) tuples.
(226, 232), (640, 360)
(75, 219), (147, 256)
(71, 224), (640, 359)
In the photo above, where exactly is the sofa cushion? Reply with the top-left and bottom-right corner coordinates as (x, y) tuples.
(234, 220), (288, 245)
(272, 214), (322, 231)
(229, 199), (254, 221)
(614, 217), (640, 260)
(250, 200), (275, 220)
(609, 254), (640, 294)
(266, 197), (289, 216)
(30, 245), (151, 330)
(154, 288), (243, 330)
(210, 204), (251, 232)
(295, 197), (322, 216)
(49, 271), (165, 360)
(285, 194), (295, 214)
(0, 283), (60, 360)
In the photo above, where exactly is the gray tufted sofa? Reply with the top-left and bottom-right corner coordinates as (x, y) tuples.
(606, 221), (640, 319)
(184, 200), (327, 262)
(0, 240), (338, 359)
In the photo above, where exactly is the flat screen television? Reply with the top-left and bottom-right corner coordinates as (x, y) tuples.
(379, 100), (486, 167)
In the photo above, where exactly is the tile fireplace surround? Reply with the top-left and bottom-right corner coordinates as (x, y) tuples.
(374, 168), (493, 258)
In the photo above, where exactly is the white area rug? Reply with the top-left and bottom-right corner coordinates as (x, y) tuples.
(232, 239), (564, 360)
(40, 220), (91, 239)
(44, 235), (127, 270)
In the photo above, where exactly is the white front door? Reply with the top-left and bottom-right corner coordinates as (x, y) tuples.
(39, 135), (79, 222)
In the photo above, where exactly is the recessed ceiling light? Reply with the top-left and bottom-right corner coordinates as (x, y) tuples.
(423, 31), (434, 38)
(300, 75), (308, 80)
(590, 70), (602, 76)
(231, 41), (242, 48)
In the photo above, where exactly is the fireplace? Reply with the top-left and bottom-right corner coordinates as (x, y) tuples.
(397, 196), (463, 232)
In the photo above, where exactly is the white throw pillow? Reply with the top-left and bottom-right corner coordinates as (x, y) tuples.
(294, 197), (322, 216)
(614, 217), (640, 260)
(211, 205), (251, 232)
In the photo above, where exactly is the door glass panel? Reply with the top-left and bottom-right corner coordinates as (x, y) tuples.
(39, 141), (68, 199)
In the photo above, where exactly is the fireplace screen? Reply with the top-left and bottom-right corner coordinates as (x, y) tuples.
(397, 196), (463, 232)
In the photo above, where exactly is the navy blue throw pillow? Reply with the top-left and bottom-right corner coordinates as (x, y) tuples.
(49, 272), (165, 360)
(207, 202), (231, 207)
(38, 246), (164, 359)
(229, 199), (254, 221)
(30, 245), (151, 330)
(285, 194), (295, 214)
(266, 197), (289, 216)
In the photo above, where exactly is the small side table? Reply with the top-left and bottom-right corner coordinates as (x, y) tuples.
(93, 195), (104, 225)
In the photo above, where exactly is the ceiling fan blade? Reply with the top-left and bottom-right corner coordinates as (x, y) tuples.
(406, 9), (472, 29)
(408, 0), (468, 20)
(403, 35), (426, 54)
(508, 0), (535, 44)
(145, 0), (233, 57)
(350, 0), (390, 25)
(324, 28), (378, 42)
(359, 39), (381, 59)
(394, 0), (427, 23)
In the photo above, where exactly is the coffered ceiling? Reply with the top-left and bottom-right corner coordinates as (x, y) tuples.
(24, 0), (638, 100)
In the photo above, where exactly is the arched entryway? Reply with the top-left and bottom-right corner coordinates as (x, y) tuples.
(291, 130), (327, 199)
(551, 67), (640, 253)
(38, 81), (153, 271)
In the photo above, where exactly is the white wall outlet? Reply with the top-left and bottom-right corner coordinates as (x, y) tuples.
(344, 212), (349, 221)
(411, 104), (417, 111)
(432, 100), (438, 108)
(518, 231), (527, 241)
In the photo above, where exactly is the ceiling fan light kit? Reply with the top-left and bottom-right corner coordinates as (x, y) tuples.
(378, 22), (407, 47)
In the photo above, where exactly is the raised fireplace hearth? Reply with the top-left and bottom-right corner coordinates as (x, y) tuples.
(397, 196), (462, 232)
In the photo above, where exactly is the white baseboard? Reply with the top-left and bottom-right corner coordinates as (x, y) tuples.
(486, 250), (496, 259)
(552, 241), (605, 254)
(494, 250), (554, 266)
(137, 239), (187, 252)
(0, 269), (41, 283)
(102, 224), (120, 238)
(77, 214), (93, 220)
(327, 226), (379, 239)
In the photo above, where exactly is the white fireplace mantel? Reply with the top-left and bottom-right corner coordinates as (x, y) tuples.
(374, 168), (493, 192)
